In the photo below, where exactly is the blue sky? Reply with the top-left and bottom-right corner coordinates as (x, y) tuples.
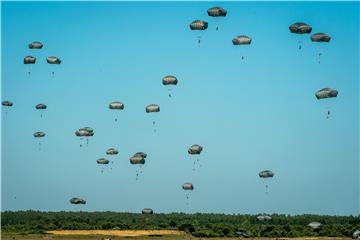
(1, 1), (359, 215)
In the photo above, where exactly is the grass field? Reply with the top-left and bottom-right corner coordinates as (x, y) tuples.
(0, 231), (353, 240)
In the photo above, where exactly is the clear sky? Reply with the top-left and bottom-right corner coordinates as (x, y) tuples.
(1, 1), (359, 215)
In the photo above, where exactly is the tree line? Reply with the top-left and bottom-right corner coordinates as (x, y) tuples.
(1, 211), (359, 238)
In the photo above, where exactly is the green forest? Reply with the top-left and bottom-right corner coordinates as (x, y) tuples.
(1, 211), (359, 238)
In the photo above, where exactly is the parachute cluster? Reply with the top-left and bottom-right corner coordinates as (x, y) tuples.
(24, 41), (61, 76)
(2, 6), (342, 227)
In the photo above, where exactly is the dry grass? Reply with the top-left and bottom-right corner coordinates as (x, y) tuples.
(47, 230), (183, 237)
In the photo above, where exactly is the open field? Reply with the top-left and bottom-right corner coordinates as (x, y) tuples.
(0, 233), (354, 240)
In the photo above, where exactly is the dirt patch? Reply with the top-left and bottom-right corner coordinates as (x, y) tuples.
(47, 230), (183, 237)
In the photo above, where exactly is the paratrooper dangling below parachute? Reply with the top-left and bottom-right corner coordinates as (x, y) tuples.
(232, 35), (252, 60)
(310, 33), (331, 64)
(109, 101), (124, 122)
(46, 56), (61, 76)
(162, 75), (178, 98)
(2, 101), (13, 117)
(259, 170), (274, 194)
(35, 104), (47, 118)
(130, 152), (147, 180)
(289, 22), (312, 50)
(189, 20), (208, 46)
(33, 131), (46, 151)
(315, 88), (338, 119)
(207, 7), (227, 31)
(182, 182), (194, 205)
(75, 127), (94, 147)
(188, 144), (203, 171)
(146, 104), (160, 132)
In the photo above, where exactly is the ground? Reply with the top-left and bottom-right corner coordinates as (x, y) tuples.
(0, 231), (353, 240)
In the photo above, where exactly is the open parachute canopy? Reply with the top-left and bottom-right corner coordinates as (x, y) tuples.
(311, 33), (331, 42)
(70, 197), (86, 205)
(109, 101), (124, 110)
(190, 20), (208, 30)
(289, 22), (312, 34)
(46, 56), (61, 64)
(207, 7), (227, 17)
(146, 104), (160, 113)
(142, 208), (154, 214)
(259, 170), (274, 178)
(315, 88), (338, 100)
(29, 41), (43, 49)
(232, 35), (252, 45)
(182, 182), (194, 190)
(188, 144), (203, 155)
(2, 101), (13, 107)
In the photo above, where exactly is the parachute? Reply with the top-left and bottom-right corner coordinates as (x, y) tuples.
(2, 101), (13, 107)
(259, 170), (274, 193)
(24, 56), (36, 74)
(188, 144), (203, 170)
(142, 208), (154, 214)
(109, 101), (124, 122)
(106, 148), (119, 155)
(35, 104), (47, 118)
(46, 56), (61, 76)
(289, 22), (312, 50)
(289, 22), (312, 34)
(182, 182), (194, 205)
(189, 20), (208, 46)
(308, 222), (322, 229)
(33, 131), (45, 150)
(310, 33), (331, 63)
(353, 230), (360, 239)
(2, 101), (13, 118)
(24, 56), (36, 64)
(29, 41), (43, 49)
(257, 215), (272, 221)
(33, 131), (45, 138)
(75, 127), (94, 147)
(207, 7), (227, 17)
(162, 75), (178, 98)
(315, 88), (338, 119)
(207, 7), (227, 31)
(69, 197), (86, 205)
(146, 104), (160, 132)
(311, 33), (331, 42)
(232, 36), (252, 60)
(97, 158), (110, 164)
(46, 56), (61, 64)
(315, 88), (338, 99)
(97, 158), (111, 173)
(133, 152), (147, 159)
(182, 182), (194, 190)
(190, 20), (208, 30)
(188, 144), (203, 155)
(130, 152), (147, 180)
(259, 170), (274, 178)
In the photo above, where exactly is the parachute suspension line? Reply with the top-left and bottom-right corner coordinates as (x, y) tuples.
(298, 41), (303, 50)
(152, 120), (156, 133)
(318, 52), (322, 64)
